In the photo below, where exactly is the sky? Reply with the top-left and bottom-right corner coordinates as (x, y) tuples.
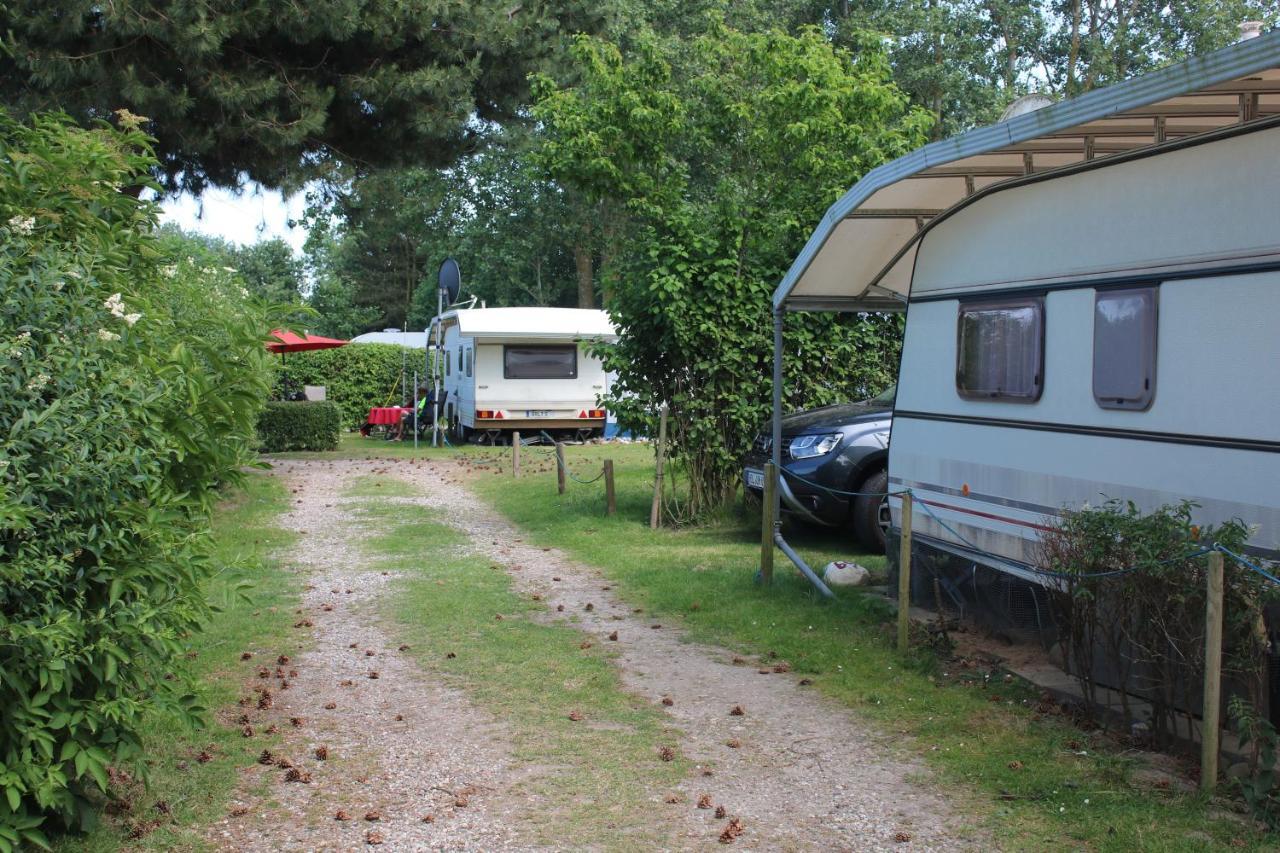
(157, 183), (309, 255)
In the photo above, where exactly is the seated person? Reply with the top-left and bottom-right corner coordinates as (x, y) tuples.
(391, 387), (434, 440)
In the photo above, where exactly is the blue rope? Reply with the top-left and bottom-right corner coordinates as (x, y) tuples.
(1214, 544), (1280, 586)
(776, 467), (908, 498)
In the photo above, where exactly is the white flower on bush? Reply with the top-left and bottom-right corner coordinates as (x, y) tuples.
(161, 264), (177, 278)
(104, 292), (126, 318)
(6, 331), (30, 360)
(98, 329), (121, 342)
(7, 215), (34, 234)
(124, 312), (142, 326)
(26, 373), (50, 391)
(52, 280), (64, 291)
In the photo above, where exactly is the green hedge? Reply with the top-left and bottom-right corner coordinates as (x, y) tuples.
(275, 343), (428, 428)
(0, 111), (274, 847)
(256, 401), (341, 452)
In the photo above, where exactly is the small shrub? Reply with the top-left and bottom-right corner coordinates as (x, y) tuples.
(273, 344), (426, 428)
(1230, 696), (1280, 828)
(1039, 500), (1274, 748)
(256, 401), (341, 452)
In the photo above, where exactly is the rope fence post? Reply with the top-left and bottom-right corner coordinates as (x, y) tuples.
(897, 491), (913, 652)
(604, 459), (616, 516)
(1201, 549), (1225, 792)
(555, 442), (566, 495)
(512, 431), (520, 478)
(760, 462), (777, 587)
(650, 403), (668, 529)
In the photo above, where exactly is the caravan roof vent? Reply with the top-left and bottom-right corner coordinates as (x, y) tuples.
(999, 93), (1055, 122)
(383, 328), (400, 333)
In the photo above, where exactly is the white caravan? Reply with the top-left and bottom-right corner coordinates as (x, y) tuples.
(765, 32), (1280, 628)
(432, 307), (617, 443)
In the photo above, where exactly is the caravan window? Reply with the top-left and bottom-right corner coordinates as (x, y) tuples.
(445, 350), (451, 377)
(1093, 287), (1157, 410)
(956, 298), (1044, 401)
(465, 347), (472, 377)
(504, 345), (578, 379)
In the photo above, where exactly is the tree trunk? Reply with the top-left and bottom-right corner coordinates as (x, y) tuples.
(1067, 0), (1082, 95)
(574, 242), (594, 309)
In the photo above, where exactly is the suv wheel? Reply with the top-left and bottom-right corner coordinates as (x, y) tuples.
(852, 469), (889, 553)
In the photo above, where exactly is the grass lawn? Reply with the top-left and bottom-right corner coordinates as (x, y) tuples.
(60, 472), (299, 851)
(351, 486), (690, 848)
(470, 442), (1268, 851)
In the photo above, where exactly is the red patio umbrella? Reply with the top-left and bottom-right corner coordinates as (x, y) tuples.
(266, 329), (348, 398)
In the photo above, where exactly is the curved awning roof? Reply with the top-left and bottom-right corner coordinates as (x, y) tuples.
(774, 28), (1280, 312)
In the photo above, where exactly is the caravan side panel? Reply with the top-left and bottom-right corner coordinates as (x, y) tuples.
(891, 124), (1280, 579)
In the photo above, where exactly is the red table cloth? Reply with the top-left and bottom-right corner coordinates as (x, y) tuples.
(367, 406), (408, 425)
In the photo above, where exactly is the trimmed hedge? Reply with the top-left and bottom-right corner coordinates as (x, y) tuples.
(256, 401), (341, 452)
(274, 343), (427, 428)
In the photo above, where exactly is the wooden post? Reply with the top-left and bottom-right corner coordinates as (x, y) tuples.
(1201, 550), (1225, 793)
(897, 492), (913, 652)
(604, 459), (616, 516)
(649, 403), (669, 529)
(512, 431), (521, 478)
(760, 462), (777, 586)
(555, 442), (566, 495)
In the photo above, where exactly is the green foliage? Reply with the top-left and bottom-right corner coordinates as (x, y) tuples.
(1040, 500), (1274, 747)
(0, 111), (273, 845)
(273, 344), (423, 428)
(255, 402), (341, 452)
(0, 1), (611, 193)
(1230, 696), (1280, 830)
(227, 239), (304, 304)
(534, 21), (925, 516)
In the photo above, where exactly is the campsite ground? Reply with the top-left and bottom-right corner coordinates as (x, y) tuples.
(78, 436), (1274, 850)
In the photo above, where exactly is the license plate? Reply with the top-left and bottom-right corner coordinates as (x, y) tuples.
(525, 410), (554, 418)
(745, 468), (764, 489)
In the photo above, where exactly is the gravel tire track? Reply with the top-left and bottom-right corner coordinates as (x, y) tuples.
(207, 458), (528, 852)
(413, 456), (988, 852)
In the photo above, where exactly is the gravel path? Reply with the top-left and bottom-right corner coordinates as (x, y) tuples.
(209, 456), (985, 851)
(414, 457), (985, 853)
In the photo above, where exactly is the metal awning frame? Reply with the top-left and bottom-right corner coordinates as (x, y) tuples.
(761, 29), (1280, 598)
(772, 27), (1280, 313)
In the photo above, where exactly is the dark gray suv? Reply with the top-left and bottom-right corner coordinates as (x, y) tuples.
(743, 386), (893, 551)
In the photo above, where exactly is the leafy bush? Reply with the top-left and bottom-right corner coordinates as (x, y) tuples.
(1039, 500), (1273, 748)
(256, 402), (341, 452)
(534, 24), (925, 517)
(272, 343), (425, 428)
(0, 111), (273, 848)
(1231, 696), (1280, 829)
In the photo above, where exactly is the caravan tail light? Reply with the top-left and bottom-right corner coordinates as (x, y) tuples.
(579, 409), (606, 419)
(476, 409), (504, 420)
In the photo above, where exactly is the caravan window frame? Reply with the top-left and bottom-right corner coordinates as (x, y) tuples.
(503, 345), (578, 380)
(1093, 286), (1158, 411)
(955, 296), (1045, 402)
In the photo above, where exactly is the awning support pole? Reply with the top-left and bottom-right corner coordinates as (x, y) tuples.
(768, 305), (835, 600)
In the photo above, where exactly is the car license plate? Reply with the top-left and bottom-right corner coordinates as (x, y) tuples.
(745, 468), (764, 489)
(525, 410), (553, 418)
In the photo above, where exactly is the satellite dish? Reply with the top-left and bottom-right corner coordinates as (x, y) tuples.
(438, 258), (461, 305)
(999, 93), (1055, 122)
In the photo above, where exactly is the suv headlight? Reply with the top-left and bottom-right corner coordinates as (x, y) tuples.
(788, 432), (842, 459)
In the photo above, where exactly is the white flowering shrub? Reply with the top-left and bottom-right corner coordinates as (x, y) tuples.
(0, 112), (274, 847)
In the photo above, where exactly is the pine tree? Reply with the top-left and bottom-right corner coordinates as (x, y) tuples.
(0, 1), (607, 192)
